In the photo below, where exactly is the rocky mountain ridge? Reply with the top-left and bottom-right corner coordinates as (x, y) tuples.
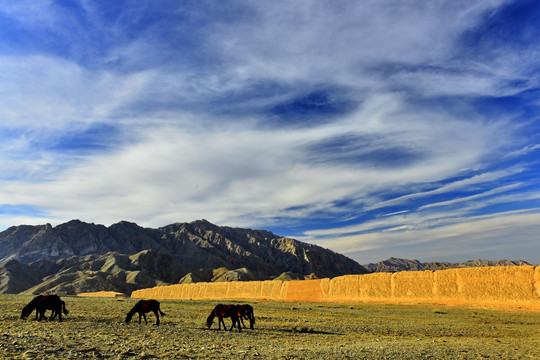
(0, 219), (367, 295)
(363, 257), (531, 273)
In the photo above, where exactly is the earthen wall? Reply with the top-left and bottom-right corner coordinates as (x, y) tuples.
(130, 265), (540, 310)
(77, 291), (126, 298)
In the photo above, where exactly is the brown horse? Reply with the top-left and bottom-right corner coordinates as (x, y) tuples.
(206, 304), (241, 332)
(21, 294), (68, 322)
(125, 299), (165, 326)
(237, 304), (255, 329)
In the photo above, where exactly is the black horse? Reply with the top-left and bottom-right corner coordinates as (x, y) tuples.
(21, 294), (68, 322)
(21, 295), (47, 320)
(125, 299), (165, 326)
(206, 304), (241, 332)
(237, 304), (255, 329)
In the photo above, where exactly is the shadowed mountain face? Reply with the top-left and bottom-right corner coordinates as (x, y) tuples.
(0, 219), (368, 295)
(0, 250), (188, 295)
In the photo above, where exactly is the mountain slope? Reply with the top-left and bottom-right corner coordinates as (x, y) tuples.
(0, 250), (188, 295)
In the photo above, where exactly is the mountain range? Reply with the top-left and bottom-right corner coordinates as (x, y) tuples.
(362, 257), (530, 273)
(0, 219), (530, 296)
(0, 219), (366, 295)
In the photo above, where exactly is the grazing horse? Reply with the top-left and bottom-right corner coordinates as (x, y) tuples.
(237, 304), (255, 329)
(21, 295), (47, 320)
(206, 304), (241, 332)
(21, 295), (68, 322)
(125, 299), (165, 326)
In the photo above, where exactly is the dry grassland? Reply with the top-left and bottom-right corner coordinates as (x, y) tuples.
(1, 294), (539, 359)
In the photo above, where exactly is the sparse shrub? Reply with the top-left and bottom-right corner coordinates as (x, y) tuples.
(292, 325), (314, 333)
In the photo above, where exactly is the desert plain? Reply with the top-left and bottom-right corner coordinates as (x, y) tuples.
(0, 294), (539, 359)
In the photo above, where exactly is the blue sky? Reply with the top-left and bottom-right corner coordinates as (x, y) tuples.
(1, 0), (539, 264)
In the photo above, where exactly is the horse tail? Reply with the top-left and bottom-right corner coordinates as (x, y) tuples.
(247, 307), (255, 329)
(62, 300), (69, 315)
(158, 307), (165, 317)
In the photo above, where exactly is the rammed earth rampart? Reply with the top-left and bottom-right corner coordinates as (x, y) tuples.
(78, 291), (126, 298)
(130, 265), (540, 311)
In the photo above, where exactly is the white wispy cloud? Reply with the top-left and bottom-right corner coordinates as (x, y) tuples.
(504, 144), (540, 159)
(311, 210), (540, 263)
(418, 183), (524, 210)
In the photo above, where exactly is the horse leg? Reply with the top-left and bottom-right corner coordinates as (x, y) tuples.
(138, 312), (142, 324)
(230, 315), (241, 332)
(153, 310), (160, 326)
(38, 309), (46, 321)
(218, 315), (225, 330)
(237, 316), (242, 332)
(143, 313), (148, 325)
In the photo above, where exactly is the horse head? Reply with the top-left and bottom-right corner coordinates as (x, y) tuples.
(125, 311), (135, 323)
(206, 313), (215, 329)
(20, 305), (32, 319)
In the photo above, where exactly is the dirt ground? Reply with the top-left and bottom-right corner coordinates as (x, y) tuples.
(1, 294), (539, 359)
